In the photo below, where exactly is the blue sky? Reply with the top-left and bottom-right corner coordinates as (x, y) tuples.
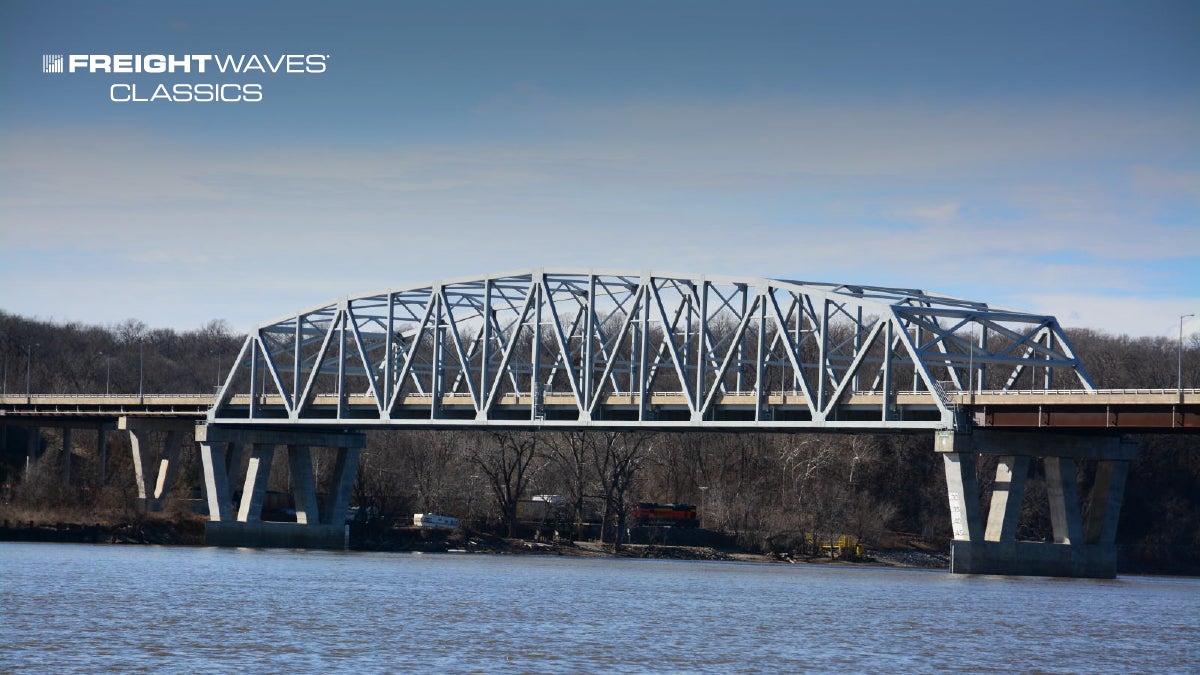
(2, 1), (1198, 336)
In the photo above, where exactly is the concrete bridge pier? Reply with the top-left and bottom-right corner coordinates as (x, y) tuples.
(4, 421), (113, 487)
(24, 425), (40, 477)
(196, 425), (365, 549)
(119, 417), (192, 510)
(937, 430), (1137, 578)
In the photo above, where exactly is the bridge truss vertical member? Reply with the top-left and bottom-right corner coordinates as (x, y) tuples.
(207, 269), (1096, 430)
(195, 425), (365, 549)
(936, 430), (1137, 578)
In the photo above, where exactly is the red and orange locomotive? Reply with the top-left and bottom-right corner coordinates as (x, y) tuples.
(629, 503), (699, 528)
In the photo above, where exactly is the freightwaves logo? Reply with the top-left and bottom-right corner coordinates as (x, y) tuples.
(41, 53), (329, 103)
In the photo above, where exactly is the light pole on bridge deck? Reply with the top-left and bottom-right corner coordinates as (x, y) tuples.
(1181, 313), (1196, 399)
(99, 351), (111, 396)
(138, 339), (145, 404)
(211, 350), (222, 392)
(25, 343), (37, 402)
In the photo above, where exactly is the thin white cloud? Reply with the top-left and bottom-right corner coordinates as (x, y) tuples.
(1130, 164), (1200, 202)
(1029, 294), (1200, 339)
(1, 96), (1197, 334)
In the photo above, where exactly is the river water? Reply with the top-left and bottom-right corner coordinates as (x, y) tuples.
(1, 543), (1197, 673)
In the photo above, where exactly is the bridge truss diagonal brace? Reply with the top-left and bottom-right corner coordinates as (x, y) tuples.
(210, 269), (1101, 430)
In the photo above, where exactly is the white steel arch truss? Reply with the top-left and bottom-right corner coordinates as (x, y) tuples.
(208, 269), (1095, 430)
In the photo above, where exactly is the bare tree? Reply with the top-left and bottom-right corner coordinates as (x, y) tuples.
(591, 431), (654, 551)
(548, 431), (593, 532)
(472, 431), (542, 537)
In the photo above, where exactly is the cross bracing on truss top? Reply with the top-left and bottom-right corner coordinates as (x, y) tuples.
(208, 268), (1096, 430)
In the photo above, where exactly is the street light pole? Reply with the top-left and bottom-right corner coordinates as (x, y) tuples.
(100, 352), (111, 396)
(1181, 313), (1195, 397)
(139, 339), (145, 403)
(25, 343), (36, 402)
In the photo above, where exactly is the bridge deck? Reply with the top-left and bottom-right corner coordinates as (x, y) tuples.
(2, 391), (1197, 430)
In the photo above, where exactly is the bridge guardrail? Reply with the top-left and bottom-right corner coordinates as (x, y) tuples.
(0, 394), (215, 400)
(968, 388), (1200, 396)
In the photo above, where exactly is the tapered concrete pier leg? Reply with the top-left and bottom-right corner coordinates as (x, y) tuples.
(1045, 457), (1083, 544)
(936, 430), (1137, 578)
(1085, 454), (1132, 545)
(25, 426), (40, 478)
(127, 428), (151, 500)
(97, 429), (108, 486)
(224, 442), (244, 486)
(323, 446), (361, 526)
(984, 455), (1029, 542)
(237, 443), (276, 522)
(61, 427), (73, 485)
(152, 430), (182, 500)
(942, 450), (982, 542)
(198, 439), (233, 521)
(121, 418), (194, 508)
(288, 445), (319, 525)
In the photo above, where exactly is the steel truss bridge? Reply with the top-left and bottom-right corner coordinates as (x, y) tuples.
(206, 268), (1101, 430)
(3, 269), (1197, 577)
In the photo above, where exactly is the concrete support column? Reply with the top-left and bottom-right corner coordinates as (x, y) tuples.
(97, 429), (108, 486)
(1045, 456), (1083, 545)
(24, 426), (40, 478)
(196, 425), (366, 550)
(128, 428), (151, 500)
(984, 455), (1029, 542)
(942, 452), (982, 542)
(199, 440), (233, 521)
(121, 417), (196, 508)
(1085, 458), (1131, 545)
(936, 430), (1137, 579)
(152, 429), (182, 500)
(224, 441), (245, 486)
(287, 445), (320, 524)
(323, 447), (361, 526)
(61, 427), (73, 485)
(237, 443), (276, 523)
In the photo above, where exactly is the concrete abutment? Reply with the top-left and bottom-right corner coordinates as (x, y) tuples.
(937, 429), (1137, 578)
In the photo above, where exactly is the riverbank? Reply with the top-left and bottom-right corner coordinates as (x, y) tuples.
(0, 510), (951, 570)
(7, 518), (1193, 575)
(347, 523), (952, 569)
(0, 516), (205, 546)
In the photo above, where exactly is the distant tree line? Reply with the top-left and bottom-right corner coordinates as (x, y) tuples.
(1, 311), (1197, 571)
(0, 311), (242, 396)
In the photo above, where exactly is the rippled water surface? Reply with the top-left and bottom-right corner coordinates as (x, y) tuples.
(2, 543), (1198, 673)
